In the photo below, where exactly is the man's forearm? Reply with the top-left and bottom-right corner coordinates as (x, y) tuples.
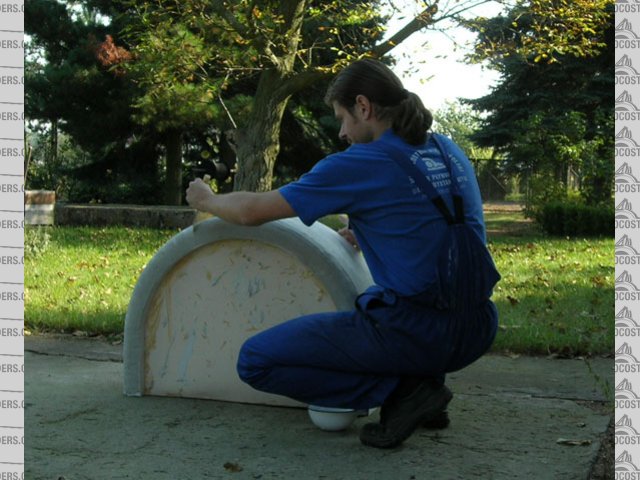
(198, 192), (260, 226)
(197, 190), (296, 226)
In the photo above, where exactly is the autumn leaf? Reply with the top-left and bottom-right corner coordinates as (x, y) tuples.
(223, 462), (243, 473)
(556, 438), (592, 446)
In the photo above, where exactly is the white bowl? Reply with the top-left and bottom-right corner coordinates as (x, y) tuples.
(307, 406), (360, 431)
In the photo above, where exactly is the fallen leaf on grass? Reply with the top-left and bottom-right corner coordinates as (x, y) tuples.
(556, 438), (592, 446)
(224, 462), (243, 473)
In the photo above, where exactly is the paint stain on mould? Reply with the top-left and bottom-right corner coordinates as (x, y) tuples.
(144, 284), (165, 392)
(140, 239), (339, 398)
(211, 272), (226, 287)
(144, 251), (198, 392)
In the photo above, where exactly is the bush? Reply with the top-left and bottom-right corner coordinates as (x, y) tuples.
(535, 201), (613, 236)
(25, 226), (52, 258)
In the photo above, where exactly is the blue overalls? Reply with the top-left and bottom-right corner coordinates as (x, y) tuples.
(237, 134), (500, 410)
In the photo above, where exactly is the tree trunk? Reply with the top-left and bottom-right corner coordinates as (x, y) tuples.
(231, 2), (439, 192)
(233, 69), (290, 192)
(50, 119), (58, 165)
(231, 0), (308, 192)
(164, 129), (183, 205)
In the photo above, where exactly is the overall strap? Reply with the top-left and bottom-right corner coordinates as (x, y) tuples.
(377, 134), (465, 225)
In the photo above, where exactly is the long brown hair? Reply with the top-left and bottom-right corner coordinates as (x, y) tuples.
(324, 59), (433, 145)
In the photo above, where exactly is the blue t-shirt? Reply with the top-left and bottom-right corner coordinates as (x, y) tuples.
(279, 129), (486, 296)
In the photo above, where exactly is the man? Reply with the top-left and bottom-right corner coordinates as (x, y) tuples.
(186, 58), (500, 449)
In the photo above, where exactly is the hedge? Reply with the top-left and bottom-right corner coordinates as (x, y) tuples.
(535, 201), (613, 236)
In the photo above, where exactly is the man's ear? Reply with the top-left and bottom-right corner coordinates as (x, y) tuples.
(354, 94), (373, 120)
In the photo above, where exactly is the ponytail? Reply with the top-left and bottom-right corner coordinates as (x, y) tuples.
(324, 59), (433, 145)
(387, 92), (433, 145)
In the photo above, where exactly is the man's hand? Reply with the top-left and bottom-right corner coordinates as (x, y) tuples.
(338, 214), (359, 250)
(186, 176), (214, 212)
(185, 176), (296, 226)
(338, 227), (359, 250)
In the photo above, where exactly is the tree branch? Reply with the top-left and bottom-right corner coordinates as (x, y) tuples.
(280, 0), (307, 57)
(246, 0), (259, 32)
(209, 3), (251, 39)
(208, 3), (282, 68)
(262, 42), (285, 69)
(256, 1), (503, 105)
(436, 0), (502, 24)
(277, 68), (332, 101)
(370, 3), (440, 58)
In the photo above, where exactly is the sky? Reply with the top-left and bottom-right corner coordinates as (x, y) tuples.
(384, 1), (506, 113)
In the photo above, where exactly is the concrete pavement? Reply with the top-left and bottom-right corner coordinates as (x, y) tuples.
(25, 334), (612, 480)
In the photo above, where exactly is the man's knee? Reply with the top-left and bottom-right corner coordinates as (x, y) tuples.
(236, 337), (268, 386)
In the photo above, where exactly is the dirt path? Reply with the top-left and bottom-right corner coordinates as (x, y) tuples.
(483, 201), (524, 213)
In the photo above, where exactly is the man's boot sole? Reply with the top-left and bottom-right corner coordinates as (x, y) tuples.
(360, 385), (453, 449)
(423, 410), (450, 429)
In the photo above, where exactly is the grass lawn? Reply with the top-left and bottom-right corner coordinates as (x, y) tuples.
(25, 226), (178, 336)
(489, 235), (612, 356)
(24, 210), (614, 356)
(485, 209), (613, 356)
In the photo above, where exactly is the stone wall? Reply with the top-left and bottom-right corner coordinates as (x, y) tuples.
(55, 204), (197, 229)
(25, 190), (55, 226)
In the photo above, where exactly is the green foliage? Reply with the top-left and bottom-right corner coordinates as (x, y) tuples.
(578, 109), (615, 206)
(506, 111), (613, 212)
(433, 101), (510, 200)
(28, 0), (390, 199)
(467, 0), (614, 63)
(119, 0), (433, 192)
(26, 1), (137, 152)
(534, 201), (614, 237)
(26, 128), (164, 204)
(25, 0), (165, 203)
(26, 130), (89, 198)
(433, 101), (491, 160)
(119, 0), (384, 132)
(26, 0), (496, 197)
(468, 2), (613, 209)
(121, 3), (229, 131)
(25, 227), (51, 258)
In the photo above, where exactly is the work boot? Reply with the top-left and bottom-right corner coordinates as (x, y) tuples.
(360, 380), (452, 449)
(423, 409), (450, 429)
(380, 405), (450, 429)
